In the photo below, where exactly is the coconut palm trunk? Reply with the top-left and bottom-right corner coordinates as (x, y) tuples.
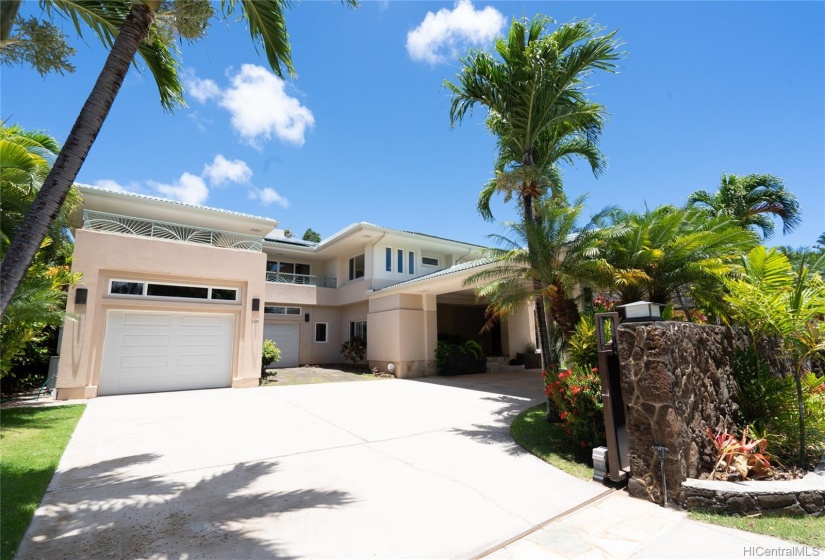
(0, 2), (157, 316)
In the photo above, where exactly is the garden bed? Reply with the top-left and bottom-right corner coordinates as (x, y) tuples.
(681, 457), (825, 515)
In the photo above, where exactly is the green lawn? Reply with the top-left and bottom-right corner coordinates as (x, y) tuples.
(1, 405), (86, 560)
(509, 403), (593, 481)
(690, 511), (825, 549)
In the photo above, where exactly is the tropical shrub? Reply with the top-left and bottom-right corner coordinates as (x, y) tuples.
(341, 336), (367, 364)
(543, 365), (605, 450)
(261, 339), (281, 374)
(566, 315), (598, 371)
(707, 427), (772, 480)
(436, 340), (485, 375)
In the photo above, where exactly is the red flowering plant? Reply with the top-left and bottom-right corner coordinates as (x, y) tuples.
(544, 364), (606, 451)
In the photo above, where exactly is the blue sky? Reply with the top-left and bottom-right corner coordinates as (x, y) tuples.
(4, 1), (824, 247)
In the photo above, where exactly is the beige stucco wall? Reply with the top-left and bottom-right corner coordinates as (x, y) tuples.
(501, 304), (534, 357)
(56, 229), (267, 399)
(367, 293), (436, 378)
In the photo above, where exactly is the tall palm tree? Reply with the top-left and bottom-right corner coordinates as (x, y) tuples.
(445, 14), (623, 373)
(688, 173), (801, 240)
(591, 205), (758, 319)
(0, 0), (357, 316)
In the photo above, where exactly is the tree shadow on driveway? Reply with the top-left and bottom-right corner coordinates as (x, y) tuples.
(18, 453), (354, 560)
(448, 395), (539, 456)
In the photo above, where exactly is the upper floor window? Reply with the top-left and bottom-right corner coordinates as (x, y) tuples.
(349, 254), (365, 280)
(385, 247), (392, 272)
(267, 261), (310, 276)
(408, 251), (415, 275)
(397, 249), (404, 274)
(422, 256), (439, 267)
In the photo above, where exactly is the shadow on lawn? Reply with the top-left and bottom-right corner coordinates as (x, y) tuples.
(17, 453), (354, 560)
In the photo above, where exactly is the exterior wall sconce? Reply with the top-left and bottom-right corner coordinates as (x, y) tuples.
(305, 313), (310, 322)
(252, 298), (260, 311)
(75, 288), (88, 305)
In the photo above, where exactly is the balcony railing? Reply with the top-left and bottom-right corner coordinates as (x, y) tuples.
(266, 272), (336, 288)
(83, 210), (263, 251)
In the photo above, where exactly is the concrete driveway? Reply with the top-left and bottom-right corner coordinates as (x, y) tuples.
(19, 371), (606, 559)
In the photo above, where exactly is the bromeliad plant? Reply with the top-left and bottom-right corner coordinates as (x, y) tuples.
(707, 427), (772, 480)
(543, 365), (605, 450)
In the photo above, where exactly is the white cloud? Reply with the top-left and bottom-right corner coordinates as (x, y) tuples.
(251, 187), (289, 208)
(184, 73), (221, 103)
(203, 154), (253, 186)
(94, 179), (129, 193)
(219, 64), (315, 147)
(148, 172), (209, 205)
(406, 0), (505, 64)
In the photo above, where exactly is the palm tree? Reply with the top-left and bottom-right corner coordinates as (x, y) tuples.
(0, 0), (357, 317)
(464, 196), (608, 378)
(688, 173), (801, 240)
(591, 205), (758, 319)
(1, 125), (81, 376)
(445, 14), (623, 373)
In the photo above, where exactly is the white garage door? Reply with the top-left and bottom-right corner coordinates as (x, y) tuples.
(99, 310), (234, 396)
(263, 323), (300, 367)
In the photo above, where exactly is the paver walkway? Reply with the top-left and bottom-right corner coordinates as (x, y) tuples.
(19, 370), (607, 559)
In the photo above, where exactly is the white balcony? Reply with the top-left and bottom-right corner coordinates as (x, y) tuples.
(83, 210), (263, 251)
(265, 272), (337, 288)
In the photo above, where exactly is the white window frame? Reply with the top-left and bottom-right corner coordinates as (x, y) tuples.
(264, 305), (302, 315)
(422, 256), (440, 267)
(314, 322), (329, 343)
(349, 320), (367, 340)
(408, 251), (415, 275)
(108, 279), (238, 303)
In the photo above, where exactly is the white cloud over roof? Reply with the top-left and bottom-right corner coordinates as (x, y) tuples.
(148, 172), (209, 205)
(250, 187), (289, 209)
(184, 65), (315, 148)
(406, 0), (505, 64)
(203, 154), (253, 186)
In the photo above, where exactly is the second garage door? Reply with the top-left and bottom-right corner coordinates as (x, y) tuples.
(263, 323), (300, 367)
(99, 310), (234, 396)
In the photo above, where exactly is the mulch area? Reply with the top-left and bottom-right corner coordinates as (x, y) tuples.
(260, 364), (393, 387)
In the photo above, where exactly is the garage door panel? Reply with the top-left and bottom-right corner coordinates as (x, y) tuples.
(263, 323), (299, 367)
(122, 313), (172, 327)
(100, 310), (234, 396)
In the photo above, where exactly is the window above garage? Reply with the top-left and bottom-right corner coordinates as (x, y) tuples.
(109, 279), (238, 302)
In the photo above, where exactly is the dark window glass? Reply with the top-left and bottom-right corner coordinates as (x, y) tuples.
(111, 281), (144, 295)
(279, 262), (295, 274)
(386, 248), (392, 272)
(397, 249), (403, 273)
(146, 284), (208, 299)
(286, 307), (301, 315)
(422, 257), (439, 266)
(266, 261), (279, 272)
(265, 306), (286, 314)
(349, 254), (365, 280)
(409, 252), (415, 275)
(211, 288), (237, 301)
(295, 263), (310, 276)
(350, 321), (366, 340)
(315, 323), (327, 342)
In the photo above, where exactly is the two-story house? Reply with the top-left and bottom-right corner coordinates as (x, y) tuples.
(55, 185), (537, 399)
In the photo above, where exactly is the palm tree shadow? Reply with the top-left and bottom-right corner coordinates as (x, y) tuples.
(18, 454), (354, 559)
(449, 395), (539, 457)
